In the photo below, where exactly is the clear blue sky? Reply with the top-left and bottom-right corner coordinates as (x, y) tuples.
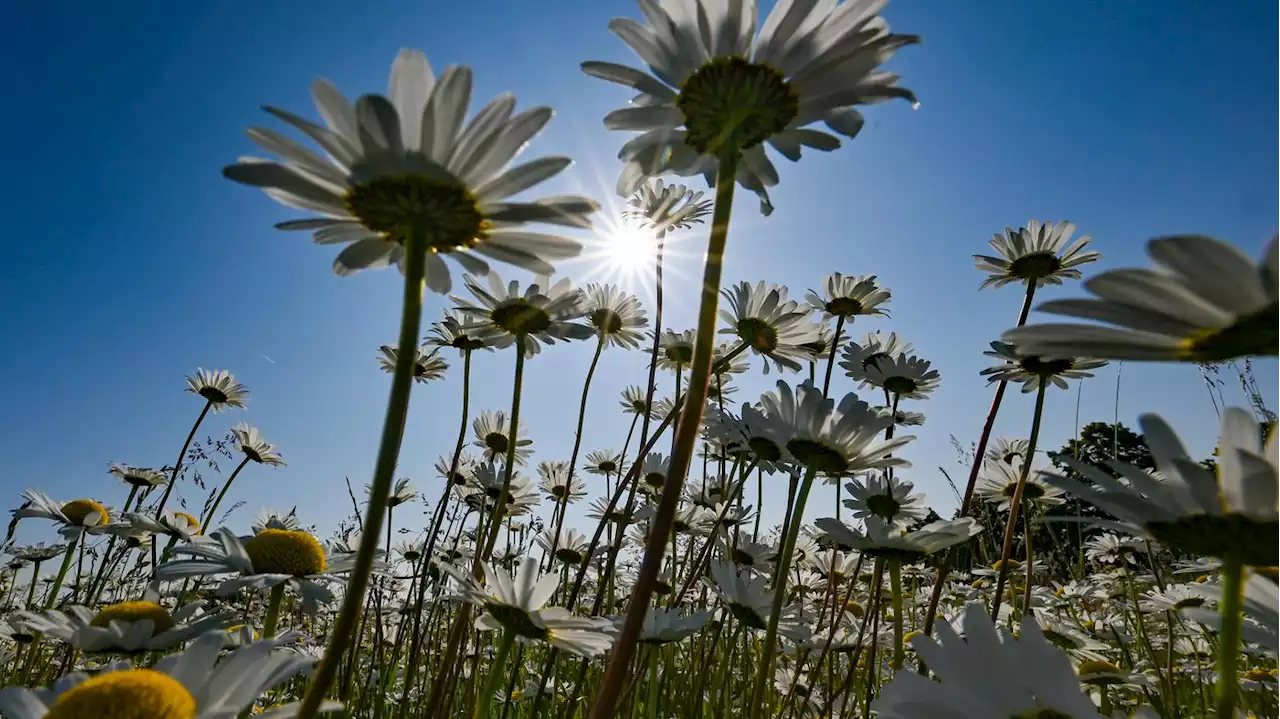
(2, 1), (1275, 547)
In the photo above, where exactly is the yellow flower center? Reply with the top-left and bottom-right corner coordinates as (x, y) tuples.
(902, 630), (921, 646)
(675, 57), (798, 155)
(1175, 303), (1278, 362)
(244, 529), (326, 576)
(46, 669), (196, 719)
(343, 173), (489, 252)
(1077, 659), (1121, 675)
(172, 512), (200, 531)
(91, 601), (175, 635)
(1245, 667), (1278, 682)
(62, 499), (109, 526)
(992, 559), (1021, 572)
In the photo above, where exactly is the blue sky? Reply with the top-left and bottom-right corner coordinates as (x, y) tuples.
(1, 1), (1275, 548)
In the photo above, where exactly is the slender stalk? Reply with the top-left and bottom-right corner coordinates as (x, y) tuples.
(263, 583), (286, 639)
(200, 456), (252, 532)
(889, 560), (905, 669)
(43, 535), (78, 610)
(476, 630), (515, 719)
(821, 315), (845, 398)
(749, 468), (817, 717)
(481, 343), (528, 559)
(154, 400), (212, 516)
(544, 334), (606, 571)
(921, 282), (1036, 637)
(1214, 558), (1245, 719)
(989, 377), (1047, 619)
(588, 150), (739, 719)
(294, 221), (427, 719)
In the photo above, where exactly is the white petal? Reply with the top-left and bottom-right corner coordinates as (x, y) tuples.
(389, 49), (433, 151)
(475, 156), (571, 202)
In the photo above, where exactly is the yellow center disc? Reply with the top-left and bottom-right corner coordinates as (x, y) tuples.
(62, 499), (109, 526)
(244, 529), (326, 576)
(46, 669), (196, 719)
(90, 601), (175, 635)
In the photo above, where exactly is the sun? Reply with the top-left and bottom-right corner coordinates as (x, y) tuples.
(601, 223), (658, 272)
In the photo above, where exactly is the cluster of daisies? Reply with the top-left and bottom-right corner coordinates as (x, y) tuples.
(2, 1), (1276, 718)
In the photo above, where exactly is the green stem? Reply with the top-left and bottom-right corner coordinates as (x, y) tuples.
(990, 376), (1047, 620)
(749, 468), (817, 718)
(476, 630), (515, 719)
(545, 334), (606, 572)
(587, 148), (740, 719)
(263, 583), (286, 639)
(24, 561), (42, 610)
(821, 314), (845, 398)
(294, 221), (427, 719)
(200, 456), (252, 532)
(481, 343), (528, 560)
(1214, 558), (1245, 719)
(43, 535), (78, 610)
(890, 560), (905, 669)
(154, 400), (212, 516)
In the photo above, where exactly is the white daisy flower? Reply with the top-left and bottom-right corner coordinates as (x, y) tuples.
(1043, 407), (1277, 567)
(873, 602), (1107, 719)
(368, 477), (417, 508)
(435, 453), (477, 488)
(377, 344), (448, 383)
(107, 464), (168, 489)
(583, 283), (649, 349)
(842, 473), (929, 531)
(535, 528), (601, 568)
(251, 507), (300, 534)
(837, 330), (914, 378)
(454, 272), (593, 357)
(0, 631), (338, 718)
(986, 437), (1030, 465)
(1139, 583), (1214, 614)
(629, 607), (711, 645)
(156, 527), (369, 614)
(1181, 573), (1278, 650)
(471, 410), (534, 466)
(758, 380), (912, 477)
(586, 496), (635, 527)
(851, 351), (941, 400)
(636, 452), (673, 495)
(719, 281), (821, 373)
(1005, 235), (1277, 362)
(656, 329), (696, 370)
(974, 220), (1101, 289)
(16, 491), (113, 537)
(184, 368), (248, 412)
(585, 0), (918, 214)
(6, 543), (65, 564)
(975, 457), (1065, 512)
(16, 596), (236, 654)
(538, 461), (587, 504)
(815, 517), (981, 562)
(445, 558), (614, 658)
(806, 273), (891, 321)
(619, 385), (651, 415)
(584, 449), (625, 477)
(426, 310), (496, 354)
(702, 405), (789, 475)
(722, 531), (775, 571)
(622, 179), (714, 232)
(981, 341), (1108, 392)
(230, 423), (286, 467)
(707, 561), (809, 641)
(469, 463), (541, 517)
(223, 49), (596, 290)
(117, 510), (202, 542)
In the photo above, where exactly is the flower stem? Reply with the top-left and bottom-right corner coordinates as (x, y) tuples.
(545, 334), (606, 572)
(476, 630), (515, 719)
(294, 221), (427, 719)
(889, 560), (905, 670)
(481, 343), (528, 559)
(1214, 558), (1245, 719)
(749, 467), (817, 718)
(586, 149), (740, 719)
(43, 534), (78, 610)
(263, 583), (285, 639)
(200, 456), (252, 532)
(990, 376), (1047, 620)
(921, 282), (1036, 638)
(821, 315), (845, 398)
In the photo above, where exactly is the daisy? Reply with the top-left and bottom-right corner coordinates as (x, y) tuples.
(1005, 235), (1277, 362)
(426, 310), (495, 353)
(251, 507), (300, 534)
(435, 453), (476, 488)
(156, 527), (367, 614)
(986, 437), (1030, 465)
(759, 380), (912, 477)
(974, 220), (1101, 289)
(107, 464), (168, 489)
(1139, 583), (1213, 614)
(230, 423), (286, 467)
(369, 477), (417, 508)
(118, 510), (201, 542)
(722, 532), (775, 571)
(586, 496), (634, 527)
(975, 458), (1065, 512)
(888, 407), (925, 427)
(535, 528), (600, 568)
(1082, 533), (1144, 565)
(469, 463), (541, 517)
(471, 410), (534, 466)
(838, 331), (915, 378)
(585, 0), (918, 214)
(719, 281), (821, 373)
(395, 538), (426, 564)
(538, 461), (587, 504)
(631, 607), (711, 644)
(707, 561), (809, 641)
(702, 407), (785, 475)
(584, 449), (624, 477)
(16, 595), (236, 654)
(583, 284), (648, 349)
(873, 603), (1107, 719)
(0, 631), (335, 718)
(843, 473), (929, 531)
(445, 558), (614, 657)
(454, 272), (593, 356)
(981, 341), (1107, 392)
(1042, 407), (1277, 567)
(622, 179), (714, 233)
(1181, 574), (1279, 650)
(636, 453), (672, 495)
(852, 351), (941, 400)
(656, 329), (696, 370)
(377, 344), (448, 382)
(16, 491), (113, 537)
(806, 273), (891, 321)
(6, 543), (65, 564)
(184, 368), (247, 412)
(223, 49), (595, 290)
(619, 385), (651, 415)
(815, 517), (981, 563)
